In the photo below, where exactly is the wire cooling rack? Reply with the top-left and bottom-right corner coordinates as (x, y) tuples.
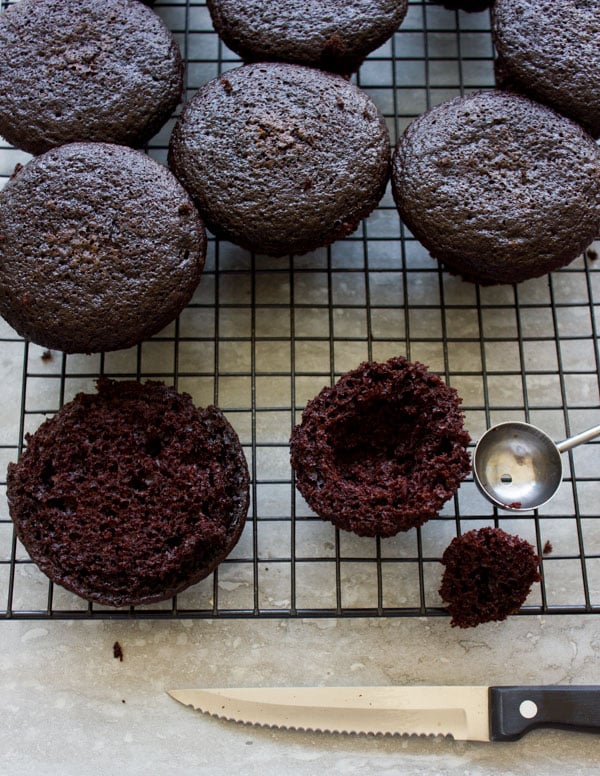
(1, 0), (599, 620)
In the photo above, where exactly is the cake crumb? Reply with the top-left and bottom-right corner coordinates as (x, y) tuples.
(113, 641), (124, 661)
(41, 349), (53, 361)
(543, 540), (553, 555)
(586, 248), (598, 261)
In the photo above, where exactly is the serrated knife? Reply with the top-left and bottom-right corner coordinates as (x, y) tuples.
(167, 685), (600, 741)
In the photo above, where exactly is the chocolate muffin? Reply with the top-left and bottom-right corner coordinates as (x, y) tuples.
(206, 0), (409, 74)
(492, 0), (600, 138)
(290, 357), (471, 538)
(168, 62), (390, 258)
(392, 90), (600, 285)
(0, 0), (183, 155)
(439, 527), (541, 628)
(6, 379), (250, 607)
(0, 142), (206, 354)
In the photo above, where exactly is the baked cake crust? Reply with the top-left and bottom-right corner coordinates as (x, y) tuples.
(392, 90), (600, 285)
(0, 142), (206, 354)
(169, 62), (390, 258)
(0, 0), (183, 155)
(206, 0), (408, 74)
(492, 0), (600, 138)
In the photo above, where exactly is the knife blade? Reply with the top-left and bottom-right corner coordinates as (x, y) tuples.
(167, 685), (600, 741)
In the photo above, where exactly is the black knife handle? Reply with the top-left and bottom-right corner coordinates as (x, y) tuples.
(489, 686), (600, 741)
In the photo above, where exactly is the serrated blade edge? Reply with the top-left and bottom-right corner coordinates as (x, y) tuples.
(168, 686), (490, 741)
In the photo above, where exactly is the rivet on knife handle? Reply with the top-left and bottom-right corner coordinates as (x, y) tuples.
(489, 686), (600, 741)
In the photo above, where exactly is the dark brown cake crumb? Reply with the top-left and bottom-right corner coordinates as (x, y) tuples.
(543, 540), (553, 555)
(439, 527), (540, 628)
(586, 248), (598, 262)
(113, 641), (124, 662)
(6, 379), (249, 606)
(40, 350), (53, 362)
(290, 357), (471, 537)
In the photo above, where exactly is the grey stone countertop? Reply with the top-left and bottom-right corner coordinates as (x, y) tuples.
(2, 614), (599, 775)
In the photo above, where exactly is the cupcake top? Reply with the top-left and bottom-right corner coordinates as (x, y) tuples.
(0, 142), (206, 353)
(169, 62), (390, 257)
(206, 0), (408, 74)
(492, 0), (600, 138)
(392, 90), (600, 285)
(0, 0), (183, 154)
(7, 379), (250, 607)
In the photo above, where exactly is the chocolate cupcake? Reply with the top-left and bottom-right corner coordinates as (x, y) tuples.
(492, 0), (600, 138)
(392, 90), (600, 285)
(0, 0), (183, 155)
(206, 0), (409, 74)
(168, 62), (390, 258)
(6, 379), (250, 607)
(290, 357), (471, 538)
(0, 142), (206, 354)
(439, 527), (541, 628)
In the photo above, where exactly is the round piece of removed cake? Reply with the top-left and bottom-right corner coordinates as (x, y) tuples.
(6, 379), (250, 607)
(439, 527), (541, 628)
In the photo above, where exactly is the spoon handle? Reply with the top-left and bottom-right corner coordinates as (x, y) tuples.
(556, 424), (600, 453)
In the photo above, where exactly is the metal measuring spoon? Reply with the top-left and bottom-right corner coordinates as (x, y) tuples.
(472, 421), (600, 512)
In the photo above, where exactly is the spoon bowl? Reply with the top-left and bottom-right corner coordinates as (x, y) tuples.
(473, 421), (563, 511)
(473, 420), (600, 511)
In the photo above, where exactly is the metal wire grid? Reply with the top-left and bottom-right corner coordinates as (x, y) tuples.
(0, 0), (599, 620)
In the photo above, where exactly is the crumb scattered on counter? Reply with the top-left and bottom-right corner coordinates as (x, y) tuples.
(41, 349), (53, 361)
(113, 641), (124, 661)
(543, 540), (553, 555)
(587, 248), (598, 261)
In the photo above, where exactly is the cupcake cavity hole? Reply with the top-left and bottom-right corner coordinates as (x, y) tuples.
(328, 400), (417, 480)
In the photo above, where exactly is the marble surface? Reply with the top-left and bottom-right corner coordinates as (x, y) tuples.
(2, 615), (599, 774)
(1, 2), (599, 773)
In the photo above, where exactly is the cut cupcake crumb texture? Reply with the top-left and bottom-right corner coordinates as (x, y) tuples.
(290, 356), (471, 538)
(439, 527), (541, 628)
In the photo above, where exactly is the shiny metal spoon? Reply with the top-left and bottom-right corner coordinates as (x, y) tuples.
(472, 421), (600, 512)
